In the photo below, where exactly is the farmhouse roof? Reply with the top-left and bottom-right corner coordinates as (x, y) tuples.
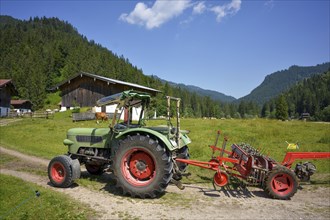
(52, 72), (161, 94)
(10, 100), (32, 105)
(0, 79), (18, 95)
(0, 79), (11, 87)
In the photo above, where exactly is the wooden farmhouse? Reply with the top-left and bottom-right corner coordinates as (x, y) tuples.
(52, 72), (160, 112)
(10, 100), (33, 114)
(0, 79), (18, 117)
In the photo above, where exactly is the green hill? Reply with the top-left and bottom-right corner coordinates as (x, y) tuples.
(0, 15), (229, 118)
(261, 71), (330, 121)
(238, 63), (330, 105)
(0, 15), (162, 109)
(1, 15), (329, 120)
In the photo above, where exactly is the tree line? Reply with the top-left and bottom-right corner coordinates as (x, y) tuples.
(0, 16), (155, 110)
(261, 71), (330, 121)
(1, 16), (329, 121)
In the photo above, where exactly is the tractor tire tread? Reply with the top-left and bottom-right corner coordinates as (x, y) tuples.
(113, 134), (173, 199)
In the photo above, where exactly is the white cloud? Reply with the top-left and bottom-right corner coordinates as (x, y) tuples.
(193, 2), (206, 15)
(119, 0), (242, 29)
(180, 16), (194, 25)
(264, 0), (275, 10)
(210, 0), (242, 22)
(119, 0), (191, 29)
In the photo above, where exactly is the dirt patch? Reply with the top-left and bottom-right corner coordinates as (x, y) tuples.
(0, 147), (49, 166)
(1, 147), (330, 220)
(0, 118), (22, 127)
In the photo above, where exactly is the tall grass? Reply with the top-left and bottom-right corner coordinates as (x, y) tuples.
(1, 114), (329, 177)
(149, 118), (330, 178)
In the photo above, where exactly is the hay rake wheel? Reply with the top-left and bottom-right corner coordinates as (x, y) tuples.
(264, 166), (298, 200)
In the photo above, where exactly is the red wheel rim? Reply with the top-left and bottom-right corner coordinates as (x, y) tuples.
(121, 148), (156, 187)
(214, 172), (229, 187)
(271, 173), (294, 196)
(51, 162), (65, 183)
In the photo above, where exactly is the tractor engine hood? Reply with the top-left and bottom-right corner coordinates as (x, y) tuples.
(64, 128), (110, 149)
(67, 128), (110, 137)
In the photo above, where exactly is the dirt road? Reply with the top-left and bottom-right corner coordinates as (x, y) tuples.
(1, 146), (329, 220)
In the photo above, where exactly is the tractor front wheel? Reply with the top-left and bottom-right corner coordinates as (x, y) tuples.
(48, 155), (75, 188)
(264, 166), (298, 200)
(113, 134), (173, 198)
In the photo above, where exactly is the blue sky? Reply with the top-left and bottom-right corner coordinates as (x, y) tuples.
(1, 0), (329, 98)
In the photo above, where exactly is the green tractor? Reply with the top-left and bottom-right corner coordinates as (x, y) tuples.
(48, 90), (191, 198)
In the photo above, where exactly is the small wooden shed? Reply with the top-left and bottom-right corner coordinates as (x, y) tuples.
(52, 72), (160, 111)
(0, 79), (18, 117)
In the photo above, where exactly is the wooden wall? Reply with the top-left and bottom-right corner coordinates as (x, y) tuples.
(0, 81), (17, 117)
(0, 86), (12, 108)
(59, 75), (148, 108)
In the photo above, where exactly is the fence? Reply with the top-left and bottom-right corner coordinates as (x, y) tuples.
(72, 112), (96, 122)
(13, 111), (55, 119)
(32, 111), (54, 119)
(7, 110), (18, 118)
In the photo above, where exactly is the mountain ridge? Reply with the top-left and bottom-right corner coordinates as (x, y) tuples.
(237, 63), (330, 105)
(151, 75), (236, 103)
(153, 62), (330, 104)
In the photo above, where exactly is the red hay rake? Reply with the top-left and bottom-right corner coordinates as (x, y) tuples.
(176, 130), (330, 200)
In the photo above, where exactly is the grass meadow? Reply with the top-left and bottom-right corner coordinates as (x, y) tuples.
(0, 113), (329, 218)
(1, 112), (329, 183)
(0, 173), (96, 220)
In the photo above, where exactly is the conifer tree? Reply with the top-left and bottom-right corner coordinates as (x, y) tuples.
(275, 95), (288, 120)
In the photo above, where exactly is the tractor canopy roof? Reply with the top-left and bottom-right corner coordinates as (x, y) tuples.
(97, 90), (151, 107)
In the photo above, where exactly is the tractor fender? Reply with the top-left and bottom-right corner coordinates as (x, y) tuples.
(115, 128), (176, 151)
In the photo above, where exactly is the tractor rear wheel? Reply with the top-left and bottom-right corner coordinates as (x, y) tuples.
(113, 134), (173, 198)
(264, 166), (298, 200)
(48, 155), (74, 188)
